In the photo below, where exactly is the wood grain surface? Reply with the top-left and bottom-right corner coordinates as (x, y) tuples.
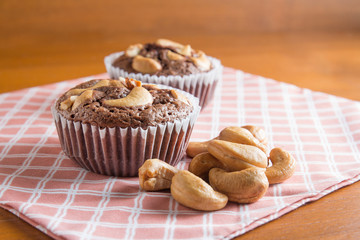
(0, 0), (360, 239)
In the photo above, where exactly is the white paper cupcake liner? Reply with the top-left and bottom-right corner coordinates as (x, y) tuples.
(104, 51), (223, 109)
(52, 87), (200, 177)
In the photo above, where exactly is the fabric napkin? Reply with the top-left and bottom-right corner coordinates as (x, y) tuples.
(0, 67), (359, 240)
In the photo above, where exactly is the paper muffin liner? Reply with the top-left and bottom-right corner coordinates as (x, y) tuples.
(104, 51), (223, 109)
(52, 87), (200, 177)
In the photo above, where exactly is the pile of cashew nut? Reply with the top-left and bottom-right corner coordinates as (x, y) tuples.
(138, 125), (296, 211)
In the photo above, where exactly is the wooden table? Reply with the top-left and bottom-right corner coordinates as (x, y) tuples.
(1, 1), (360, 239)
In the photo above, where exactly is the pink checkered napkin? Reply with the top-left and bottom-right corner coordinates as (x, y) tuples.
(0, 68), (359, 240)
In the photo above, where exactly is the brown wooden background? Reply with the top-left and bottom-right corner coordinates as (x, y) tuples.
(0, 0), (360, 239)
(1, 0), (360, 98)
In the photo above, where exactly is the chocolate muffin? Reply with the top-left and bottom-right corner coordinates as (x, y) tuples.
(52, 78), (200, 177)
(112, 40), (211, 76)
(104, 39), (223, 109)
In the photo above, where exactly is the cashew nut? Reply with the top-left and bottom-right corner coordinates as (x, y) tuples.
(188, 152), (226, 181)
(266, 148), (296, 184)
(219, 126), (267, 153)
(207, 140), (268, 171)
(125, 43), (143, 57)
(132, 55), (162, 74)
(155, 38), (184, 50)
(103, 86), (153, 107)
(209, 167), (269, 204)
(186, 137), (218, 158)
(71, 90), (94, 110)
(60, 95), (77, 110)
(167, 50), (185, 61)
(138, 159), (178, 191)
(178, 44), (192, 56)
(171, 170), (228, 211)
(186, 141), (209, 157)
(242, 125), (268, 146)
(190, 51), (211, 71)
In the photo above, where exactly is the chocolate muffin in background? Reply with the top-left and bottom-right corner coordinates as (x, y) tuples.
(112, 40), (211, 76)
(52, 78), (200, 177)
(104, 39), (223, 109)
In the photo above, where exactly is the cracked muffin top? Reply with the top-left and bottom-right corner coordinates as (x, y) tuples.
(111, 39), (213, 76)
(55, 78), (194, 129)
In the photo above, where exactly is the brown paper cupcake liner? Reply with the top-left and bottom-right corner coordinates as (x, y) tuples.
(52, 88), (200, 177)
(104, 52), (222, 109)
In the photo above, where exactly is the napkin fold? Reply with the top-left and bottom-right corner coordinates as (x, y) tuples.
(0, 68), (359, 240)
